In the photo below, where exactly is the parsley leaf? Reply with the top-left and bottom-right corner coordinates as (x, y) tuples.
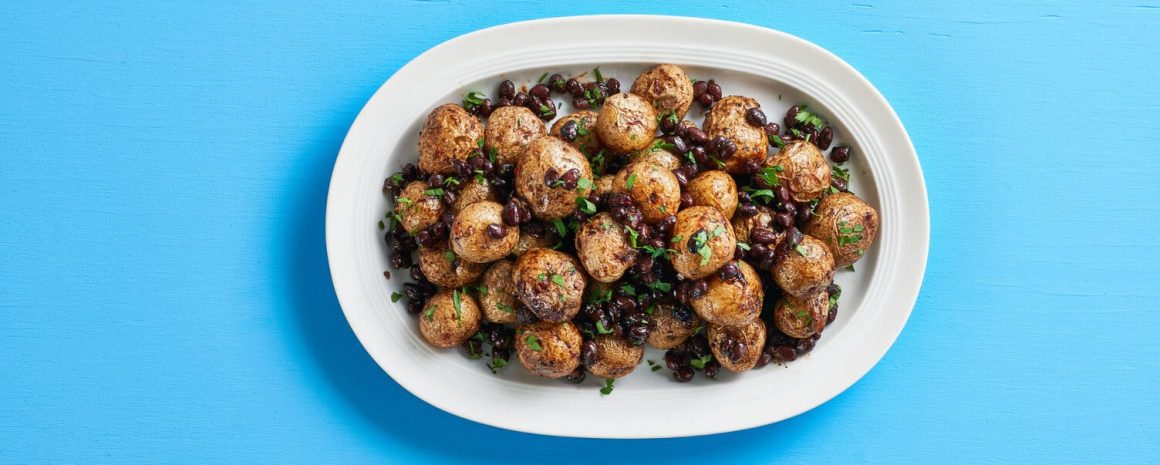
(378, 220), (385, 230)
(593, 67), (604, 83)
(525, 334), (542, 351)
(576, 177), (593, 191)
(690, 354), (712, 370)
(537, 72), (548, 83)
(390, 292), (403, 303)
(757, 165), (783, 187)
(461, 91), (486, 107)
(444, 250), (456, 262)
(648, 360), (662, 372)
(577, 197), (597, 214)
(496, 302), (515, 314)
(737, 242), (751, 251)
(424, 188), (444, 197)
(423, 305), (436, 321)
(487, 356), (508, 374)
(596, 320), (614, 334)
(552, 218), (567, 237)
(794, 244), (808, 256)
(600, 378), (615, 395)
(550, 274), (566, 287)
(625, 173), (636, 190)
(452, 288), (463, 323)
(793, 104), (826, 129)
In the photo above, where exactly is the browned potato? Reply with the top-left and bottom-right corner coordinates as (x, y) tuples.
(514, 136), (593, 221)
(417, 243), (486, 289)
(550, 110), (602, 155)
(512, 227), (556, 256)
(702, 96), (767, 174)
(596, 93), (658, 153)
(686, 170), (738, 219)
(479, 259), (518, 324)
(512, 248), (586, 322)
(418, 289), (482, 348)
(646, 301), (700, 349)
(450, 201), (518, 263)
(452, 178), (497, 212)
(418, 103), (483, 175)
(515, 320), (582, 378)
(574, 213), (638, 283)
(586, 335), (644, 379)
(629, 140), (682, 171)
(773, 290), (829, 339)
(766, 140), (831, 203)
(804, 192), (879, 268)
(485, 106), (545, 165)
(689, 260), (763, 327)
(630, 64), (695, 119)
(396, 181), (445, 235)
(593, 176), (613, 198)
(772, 234), (835, 298)
(670, 206), (736, 279)
(731, 205), (779, 246)
(707, 318), (766, 373)
(612, 161), (680, 224)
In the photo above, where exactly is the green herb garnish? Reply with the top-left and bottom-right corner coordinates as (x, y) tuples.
(525, 334), (542, 351)
(596, 320), (614, 334)
(600, 378), (615, 395)
(461, 91), (486, 107)
(626, 173), (637, 190)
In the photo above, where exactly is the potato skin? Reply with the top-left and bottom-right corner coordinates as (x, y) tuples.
(630, 140), (682, 171)
(593, 175), (614, 198)
(670, 206), (737, 279)
(419, 290), (482, 348)
(804, 192), (879, 268)
(707, 319), (766, 373)
(702, 96), (768, 174)
(766, 140), (831, 203)
(515, 320), (582, 378)
(646, 301), (700, 350)
(630, 64), (695, 119)
(574, 213), (638, 283)
(450, 201), (518, 264)
(512, 248), (586, 322)
(686, 170), (738, 219)
(731, 205), (778, 246)
(479, 259), (519, 324)
(690, 260), (763, 327)
(596, 93), (658, 153)
(452, 178), (497, 212)
(612, 161), (681, 224)
(772, 234), (835, 298)
(418, 104), (483, 175)
(586, 335), (645, 379)
(417, 243), (486, 289)
(512, 228), (556, 256)
(485, 106), (545, 165)
(396, 181), (445, 235)
(773, 290), (829, 339)
(514, 136), (593, 221)
(550, 110), (602, 155)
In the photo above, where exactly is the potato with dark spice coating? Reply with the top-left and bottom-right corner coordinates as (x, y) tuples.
(511, 228), (556, 256)
(451, 178), (497, 212)
(613, 161), (681, 224)
(417, 243), (486, 289)
(707, 318), (766, 373)
(514, 136), (594, 221)
(586, 335), (645, 379)
(512, 248), (586, 322)
(629, 140), (682, 171)
(804, 192), (879, 268)
(574, 213), (638, 283)
(395, 181), (445, 235)
(731, 205), (781, 246)
(646, 301), (700, 350)
(550, 110), (602, 155)
(419, 289), (482, 348)
(450, 201), (518, 264)
(702, 96), (767, 174)
(670, 206), (736, 279)
(485, 106), (546, 165)
(479, 259), (519, 324)
(766, 140), (831, 203)
(418, 103), (483, 175)
(772, 234), (835, 298)
(630, 64), (695, 119)
(690, 260), (763, 327)
(592, 176), (613, 198)
(686, 170), (738, 219)
(515, 320), (582, 378)
(773, 291), (828, 339)
(596, 93), (658, 153)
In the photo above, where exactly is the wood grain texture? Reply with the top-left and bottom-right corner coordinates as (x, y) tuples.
(1, 1), (1158, 463)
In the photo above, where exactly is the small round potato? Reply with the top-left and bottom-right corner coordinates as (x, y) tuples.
(512, 227), (557, 256)
(514, 136), (594, 221)
(512, 248), (586, 322)
(630, 64), (695, 119)
(646, 301), (700, 350)
(452, 178), (497, 212)
(485, 106), (546, 165)
(702, 96), (768, 174)
(766, 140), (831, 203)
(707, 318), (766, 373)
(773, 290), (829, 339)
(418, 103), (483, 175)
(629, 140), (682, 171)
(417, 243), (486, 289)
(731, 205), (779, 246)
(515, 320), (582, 378)
(772, 234), (835, 298)
(586, 335), (645, 379)
(804, 192), (879, 268)
(596, 93), (658, 153)
(450, 201), (518, 264)
(550, 110), (602, 155)
(612, 161), (681, 224)
(419, 289), (482, 348)
(479, 259), (519, 324)
(690, 260), (763, 327)
(670, 206), (737, 279)
(574, 213), (638, 283)
(396, 181), (445, 234)
(593, 175), (614, 198)
(686, 170), (738, 219)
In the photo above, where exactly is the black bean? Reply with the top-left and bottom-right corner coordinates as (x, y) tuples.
(659, 114), (678, 134)
(740, 160), (761, 174)
(516, 307), (537, 325)
(529, 83), (551, 100)
(572, 95), (591, 110)
(547, 74), (565, 92)
(685, 127), (708, 146)
(665, 349), (690, 371)
(831, 145), (851, 164)
(667, 135), (688, 155)
(565, 368), (586, 384)
(479, 99), (494, 117)
(692, 80), (708, 99)
(779, 202), (797, 215)
(717, 138), (737, 160)
(680, 192), (694, 209)
(737, 203), (758, 217)
(605, 78), (620, 94)
(717, 261), (740, 281)
(745, 107), (767, 127)
(673, 169), (688, 188)
(775, 213), (794, 231)
(581, 340), (598, 366)
(427, 174), (444, 188)
(774, 186), (791, 203)
(513, 92), (529, 108)
(807, 128), (820, 146)
(543, 167), (560, 187)
(750, 227), (778, 245)
(706, 80), (722, 99)
(697, 93), (715, 107)
(607, 193), (632, 208)
(441, 190), (457, 207)
(486, 223), (507, 239)
(755, 350), (773, 368)
(703, 360), (721, 378)
(559, 120), (579, 141)
(560, 168), (580, 190)
(796, 207), (812, 226)
(498, 80), (515, 98)
(673, 367), (695, 382)
(691, 146), (710, 165)
(764, 122), (781, 136)
(495, 97), (512, 108)
(817, 127), (833, 150)
(565, 78), (583, 96)
(795, 335), (817, 355)
(831, 177), (848, 192)
(784, 105), (801, 129)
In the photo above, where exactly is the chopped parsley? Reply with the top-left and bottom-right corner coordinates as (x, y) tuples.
(423, 305), (436, 321)
(452, 288), (463, 323)
(487, 356), (508, 373)
(595, 320), (614, 334)
(424, 188), (444, 197)
(769, 134), (786, 148)
(593, 67), (604, 83)
(577, 197), (597, 214)
(794, 244), (808, 256)
(444, 250), (456, 262)
(577, 117), (590, 136)
(524, 334), (542, 351)
(626, 173), (637, 190)
(690, 354), (712, 370)
(537, 72), (548, 83)
(390, 292), (403, 303)
(620, 284), (636, 296)
(600, 378), (615, 395)
(742, 185), (775, 203)
(496, 302), (515, 314)
(589, 149), (607, 176)
(647, 359), (662, 372)
(793, 104), (826, 129)
(837, 221), (865, 246)
(832, 165), (851, 182)
(650, 139), (676, 152)
(378, 220), (385, 230)
(757, 165), (784, 186)
(461, 91), (486, 107)
(550, 274), (566, 287)
(588, 288), (613, 304)
(576, 177), (593, 191)
(737, 242), (751, 251)
(552, 218), (568, 237)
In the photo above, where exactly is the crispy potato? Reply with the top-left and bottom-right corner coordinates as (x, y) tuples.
(514, 136), (593, 221)
(418, 289), (482, 348)
(646, 301), (700, 350)
(586, 335), (645, 379)
(550, 110), (602, 155)
(773, 290), (829, 339)
(686, 170), (738, 219)
(512, 227), (556, 256)
(804, 192), (879, 268)
(396, 181), (445, 235)
(512, 248), (586, 322)
(450, 201), (518, 264)
(630, 64), (695, 119)
(596, 93), (658, 153)
(418, 103), (483, 175)
(479, 259), (519, 324)
(707, 318), (766, 373)
(574, 213), (638, 283)
(630, 140), (683, 171)
(515, 320), (582, 378)
(702, 96), (767, 174)
(772, 234), (835, 298)
(592, 175), (614, 198)
(417, 242), (486, 289)
(612, 161), (681, 224)
(766, 140), (831, 203)
(670, 206), (736, 279)
(452, 178), (497, 212)
(485, 106), (546, 165)
(690, 260), (763, 327)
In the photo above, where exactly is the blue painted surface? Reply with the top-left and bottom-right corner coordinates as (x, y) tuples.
(2, 1), (1158, 463)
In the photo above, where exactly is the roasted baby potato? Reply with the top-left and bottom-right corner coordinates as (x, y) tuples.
(512, 248), (586, 322)
(630, 64), (695, 119)
(804, 192), (879, 268)
(702, 96), (767, 174)
(766, 140), (831, 203)
(450, 201), (518, 263)
(515, 320), (583, 378)
(686, 170), (738, 219)
(773, 290), (829, 339)
(550, 110), (602, 155)
(612, 161), (681, 224)
(707, 318), (766, 373)
(485, 105), (546, 165)
(574, 213), (638, 283)
(478, 259), (519, 324)
(418, 103), (483, 175)
(596, 93), (658, 153)
(585, 335), (645, 379)
(772, 234), (835, 298)
(417, 242), (486, 289)
(396, 180), (445, 235)
(514, 136), (594, 221)
(670, 206), (736, 279)
(689, 260), (763, 327)
(419, 289), (482, 348)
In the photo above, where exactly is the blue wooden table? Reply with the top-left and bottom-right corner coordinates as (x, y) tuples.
(2, 1), (1158, 463)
